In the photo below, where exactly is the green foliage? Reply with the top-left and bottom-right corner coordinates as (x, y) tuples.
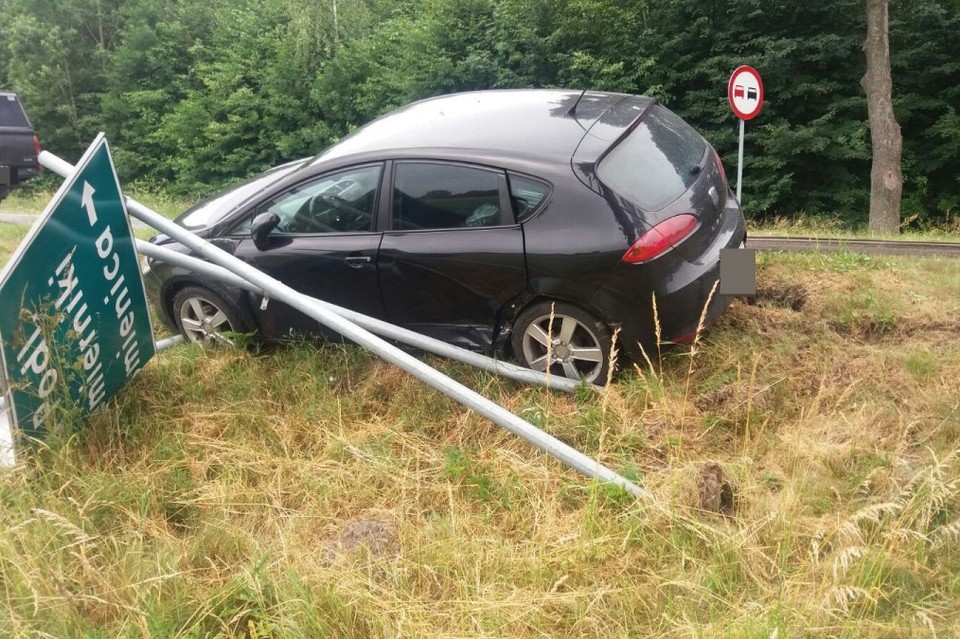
(99, 0), (218, 185)
(633, 0), (872, 221)
(0, 0), (958, 220)
(1, 0), (112, 158)
(891, 0), (960, 219)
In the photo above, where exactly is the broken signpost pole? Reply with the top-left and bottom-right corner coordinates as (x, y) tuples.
(134, 239), (594, 394)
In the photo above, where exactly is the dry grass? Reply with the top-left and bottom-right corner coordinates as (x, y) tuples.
(0, 248), (959, 637)
(0, 223), (30, 264)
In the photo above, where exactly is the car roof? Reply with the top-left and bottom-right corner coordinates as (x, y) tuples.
(315, 89), (635, 165)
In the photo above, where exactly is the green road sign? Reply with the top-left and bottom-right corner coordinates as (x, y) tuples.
(0, 134), (154, 462)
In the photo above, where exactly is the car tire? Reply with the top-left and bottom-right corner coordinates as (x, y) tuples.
(511, 301), (613, 384)
(172, 286), (249, 346)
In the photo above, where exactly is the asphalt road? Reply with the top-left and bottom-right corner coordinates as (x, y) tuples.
(747, 235), (960, 258)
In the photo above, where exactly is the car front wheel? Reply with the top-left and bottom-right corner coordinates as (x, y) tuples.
(172, 286), (248, 346)
(511, 301), (613, 384)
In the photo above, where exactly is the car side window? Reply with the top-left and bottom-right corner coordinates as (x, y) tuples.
(393, 162), (504, 230)
(232, 164), (381, 235)
(508, 174), (551, 221)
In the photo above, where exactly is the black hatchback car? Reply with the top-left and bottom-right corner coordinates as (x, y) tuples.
(145, 90), (746, 383)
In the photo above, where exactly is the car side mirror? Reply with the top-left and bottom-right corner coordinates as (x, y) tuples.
(251, 212), (280, 251)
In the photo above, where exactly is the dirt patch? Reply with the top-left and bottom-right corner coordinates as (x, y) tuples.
(694, 381), (777, 416)
(748, 283), (808, 311)
(321, 516), (400, 565)
(834, 318), (960, 345)
(789, 371), (823, 398)
(697, 463), (736, 516)
(896, 319), (960, 338)
(695, 386), (735, 413)
(830, 317), (895, 343)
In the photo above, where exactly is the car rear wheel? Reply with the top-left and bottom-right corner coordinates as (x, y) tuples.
(512, 301), (613, 384)
(173, 286), (248, 346)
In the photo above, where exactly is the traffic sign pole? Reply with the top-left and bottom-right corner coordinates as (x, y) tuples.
(737, 118), (745, 202)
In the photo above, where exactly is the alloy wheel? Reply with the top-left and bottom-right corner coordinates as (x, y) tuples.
(177, 295), (236, 346)
(520, 313), (606, 383)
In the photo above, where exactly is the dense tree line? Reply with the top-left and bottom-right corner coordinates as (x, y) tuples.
(0, 0), (957, 224)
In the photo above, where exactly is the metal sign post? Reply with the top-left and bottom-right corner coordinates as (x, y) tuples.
(0, 136), (154, 463)
(133, 239), (589, 393)
(737, 118), (745, 202)
(727, 65), (765, 203)
(0, 397), (13, 467)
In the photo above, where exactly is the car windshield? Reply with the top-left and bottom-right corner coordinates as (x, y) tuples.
(596, 104), (707, 211)
(0, 94), (30, 127)
(179, 159), (310, 229)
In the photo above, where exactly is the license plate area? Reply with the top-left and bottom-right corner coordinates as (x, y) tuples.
(719, 246), (756, 296)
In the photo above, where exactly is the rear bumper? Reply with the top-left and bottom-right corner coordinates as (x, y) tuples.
(15, 166), (38, 182)
(591, 200), (747, 361)
(0, 163), (38, 200)
(653, 258), (733, 345)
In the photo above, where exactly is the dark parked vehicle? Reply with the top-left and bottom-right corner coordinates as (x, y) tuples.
(0, 91), (41, 202)
(145, 90), (746, 383)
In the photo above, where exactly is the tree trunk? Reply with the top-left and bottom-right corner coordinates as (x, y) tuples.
(861, 0), (902, 234)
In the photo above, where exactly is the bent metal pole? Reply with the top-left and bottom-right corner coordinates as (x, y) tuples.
(135, 240), (593, 394)
(41, 150), (650, 500)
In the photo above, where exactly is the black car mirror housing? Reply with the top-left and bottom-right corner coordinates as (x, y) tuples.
(251, 212), (280, 251)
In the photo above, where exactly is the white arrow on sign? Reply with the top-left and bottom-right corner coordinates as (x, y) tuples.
(81, 181), (97, 226)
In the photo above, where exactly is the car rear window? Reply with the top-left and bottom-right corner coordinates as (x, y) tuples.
(0, 94), (30, 127)
(596, 104), (707, 211)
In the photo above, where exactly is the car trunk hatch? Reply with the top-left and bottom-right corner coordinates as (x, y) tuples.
(668, 150), (729, 263)
(591, 102), (728, 262)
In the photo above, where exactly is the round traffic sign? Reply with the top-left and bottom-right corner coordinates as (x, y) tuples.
(728, 65), (764, 120)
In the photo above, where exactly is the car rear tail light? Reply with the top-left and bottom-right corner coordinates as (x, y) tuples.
(621, 214), (699, 264)
(713, 147), (726, 184)
(33, 135), (42, 170)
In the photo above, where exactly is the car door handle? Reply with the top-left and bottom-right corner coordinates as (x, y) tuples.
(345, 255), (372, 268)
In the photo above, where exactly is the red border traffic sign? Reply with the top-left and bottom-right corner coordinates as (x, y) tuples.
(728, 65), (764, 120)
